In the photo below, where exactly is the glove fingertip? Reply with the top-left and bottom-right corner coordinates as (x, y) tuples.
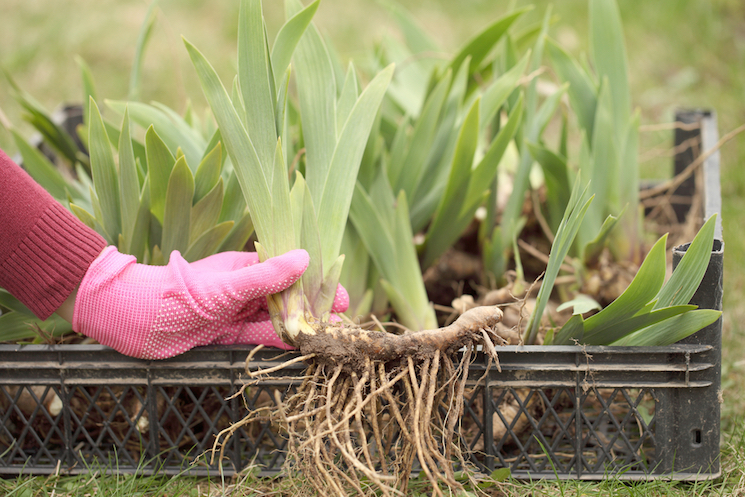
(264, 249), (309, 289)
(280, 249), (310, 273)
(331, 283), (350, 313)
(228, 249), (308, 301)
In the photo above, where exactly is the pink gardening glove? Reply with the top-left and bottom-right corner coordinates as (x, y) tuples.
(73, 247), (349, 359)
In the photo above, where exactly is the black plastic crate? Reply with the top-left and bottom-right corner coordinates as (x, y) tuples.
(0, 110), (723, 479)
(0, 347), (303, 476)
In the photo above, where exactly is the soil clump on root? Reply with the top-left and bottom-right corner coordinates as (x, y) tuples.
(215, 306), (507, 496)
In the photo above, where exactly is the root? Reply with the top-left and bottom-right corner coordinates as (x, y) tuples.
(293, 305), (503, 370)
(215, 305), (506, 495)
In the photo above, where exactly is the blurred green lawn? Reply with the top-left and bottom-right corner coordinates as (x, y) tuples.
(1, 0), (744, 494)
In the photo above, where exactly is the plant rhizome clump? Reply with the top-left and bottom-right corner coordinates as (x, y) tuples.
(214, 306), (507, 496)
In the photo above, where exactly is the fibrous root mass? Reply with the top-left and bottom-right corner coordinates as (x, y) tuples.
(215, 305), (506, 497)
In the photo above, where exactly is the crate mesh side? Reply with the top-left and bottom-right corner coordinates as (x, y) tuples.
(579, 388), (656, 475)
(0, 382), (297, 475)
(0, 346), (716, 479)
(153, 386), (233, 471)
(1, 385), (67, 469)
(483, 386), (657, 478)
(67, 385), (150, 470)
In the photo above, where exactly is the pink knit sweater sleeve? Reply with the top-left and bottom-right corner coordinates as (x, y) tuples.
(0, 149), (107, 319)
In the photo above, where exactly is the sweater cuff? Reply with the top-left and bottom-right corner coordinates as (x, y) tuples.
(0, 202), (107, 319)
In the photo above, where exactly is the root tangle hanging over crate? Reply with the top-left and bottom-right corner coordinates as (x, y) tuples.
(212, 306), (506, 496)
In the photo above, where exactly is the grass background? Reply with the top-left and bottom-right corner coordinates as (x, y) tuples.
(1, 0), (744, 494)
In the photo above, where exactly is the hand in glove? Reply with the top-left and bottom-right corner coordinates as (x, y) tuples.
(72, 246), (349, 359)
